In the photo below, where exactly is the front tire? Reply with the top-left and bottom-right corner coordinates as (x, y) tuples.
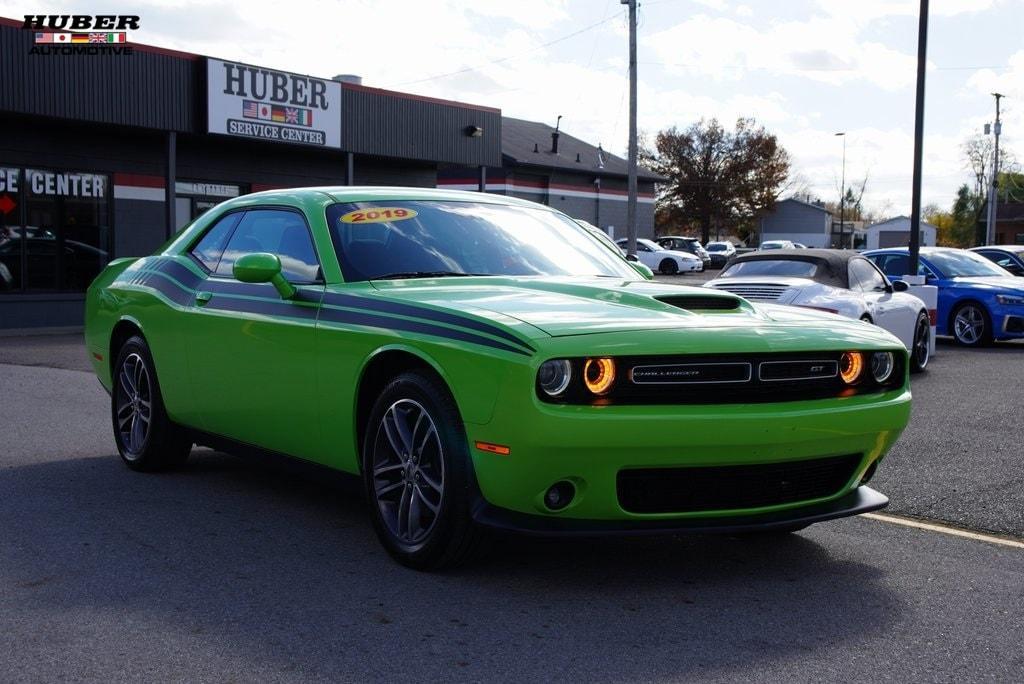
(659, 258), (679, 275)
(111, 335), (192, 471)
(910, 310), (930, 373)
(951, 302), (992, 347)
(361, 371), (484, 570)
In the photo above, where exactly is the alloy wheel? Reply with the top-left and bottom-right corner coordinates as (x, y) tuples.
(371, 399), (445, 545)
(953, 305), (985, 345)
(115, 352), (152, 456)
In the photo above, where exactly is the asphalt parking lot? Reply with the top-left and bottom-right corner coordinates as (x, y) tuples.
(2, 323), (1022, 682)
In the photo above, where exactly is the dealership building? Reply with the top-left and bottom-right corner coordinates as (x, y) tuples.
(0, 18), (658, 330)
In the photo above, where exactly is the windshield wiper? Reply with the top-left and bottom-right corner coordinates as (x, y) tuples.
(370, 271), (484, 280)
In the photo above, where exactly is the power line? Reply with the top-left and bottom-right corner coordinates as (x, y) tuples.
(389, 10), (626, 87)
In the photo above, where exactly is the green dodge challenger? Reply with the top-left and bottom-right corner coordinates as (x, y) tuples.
(85, 187), (911, 568)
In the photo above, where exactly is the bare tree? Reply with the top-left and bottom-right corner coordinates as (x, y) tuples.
(963, 135), (1012, 197)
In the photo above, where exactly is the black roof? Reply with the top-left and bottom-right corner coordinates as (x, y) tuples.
(501, 117), (664, 182)
(727, 248), (871, 289)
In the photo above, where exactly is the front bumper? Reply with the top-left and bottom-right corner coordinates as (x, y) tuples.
(472, 485), (888, 535)
(465, 387), (910, 523)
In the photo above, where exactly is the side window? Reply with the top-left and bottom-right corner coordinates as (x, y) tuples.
(874, 254), (908, 277)
(216, 209), (320, 283)
(850, 259), (887, 292)
(189, 213), (243, 272)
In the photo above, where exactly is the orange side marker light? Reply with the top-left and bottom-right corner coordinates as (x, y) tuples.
(475, 441), (511, 456)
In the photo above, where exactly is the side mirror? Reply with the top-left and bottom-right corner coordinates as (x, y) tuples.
(625, 253), (639, 262)
(631, 261), (655, 280)
(233, 252), (296, 299)
(891, 280), (909, 292)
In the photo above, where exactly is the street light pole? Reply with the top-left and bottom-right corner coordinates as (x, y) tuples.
(621, 0), (638, 258)
(908, 0), (929, 276)
(985, 92), (1004, 245)
(836, 132), (846, 248)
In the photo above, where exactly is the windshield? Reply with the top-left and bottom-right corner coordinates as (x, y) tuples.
(706, 243), (728, 252)
(327, 200), (638, 281)
(926, 250), (1010, 278)
(720, 259), (817, 278)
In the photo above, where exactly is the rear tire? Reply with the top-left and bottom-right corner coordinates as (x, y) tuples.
(910, 310), (930, 373)
(111, 335), (192, 471)
(361, 370), (485, 570)
(659, 259), (679, 275)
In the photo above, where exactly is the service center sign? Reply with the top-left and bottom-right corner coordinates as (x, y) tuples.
(207, 58), (342, 148)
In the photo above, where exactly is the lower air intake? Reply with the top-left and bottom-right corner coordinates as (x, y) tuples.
(617, 453), (862, 514)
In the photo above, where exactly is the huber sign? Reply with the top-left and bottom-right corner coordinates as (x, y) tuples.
(207, 59), (342, 149)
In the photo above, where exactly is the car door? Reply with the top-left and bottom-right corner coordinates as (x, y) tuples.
(183, 207), (325, 458)
(850, 257), (911, 343)
(636, 242), (660, 270)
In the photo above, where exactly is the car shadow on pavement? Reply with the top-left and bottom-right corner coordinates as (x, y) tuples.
(0, 450), (901, 681)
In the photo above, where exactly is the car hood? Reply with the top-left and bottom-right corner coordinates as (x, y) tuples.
(947, 276), (1024, 292)
(366, 276), (894, 345)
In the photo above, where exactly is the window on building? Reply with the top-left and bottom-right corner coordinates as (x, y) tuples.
(0, 167), (110, 294)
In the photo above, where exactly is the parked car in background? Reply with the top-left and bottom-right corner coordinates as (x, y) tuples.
(865, 247), (1024, 346)
(970, 245), (1024, 277)
(760, 240), (795, 250)
(705, 241), (737, 268)
(656, 235), (711, 269)
(616, 238), (703, 274)
(706, 249), (931, 372)
(576, 220), (654, 280)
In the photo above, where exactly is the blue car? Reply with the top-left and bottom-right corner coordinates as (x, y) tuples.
(864, 247), (1024, 346)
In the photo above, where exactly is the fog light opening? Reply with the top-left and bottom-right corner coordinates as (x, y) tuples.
(544, 480), (576, 511)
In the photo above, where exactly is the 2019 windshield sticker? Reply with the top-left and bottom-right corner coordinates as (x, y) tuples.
(339, 208), (418, 224)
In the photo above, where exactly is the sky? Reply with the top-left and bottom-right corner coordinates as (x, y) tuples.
(5, 0), (1023, 216)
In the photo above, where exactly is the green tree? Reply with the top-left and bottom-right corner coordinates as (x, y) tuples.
(643, 118), (791, 244)
(949, 184), (984, 247)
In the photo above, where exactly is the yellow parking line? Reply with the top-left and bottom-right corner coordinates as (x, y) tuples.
(862, 512), (1024, 550)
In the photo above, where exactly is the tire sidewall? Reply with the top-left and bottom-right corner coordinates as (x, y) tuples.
(911, 311), (930, 372)
(660, 258), (678, 275)
(361, 372), (475, 568)
(112, 336), (157, 464)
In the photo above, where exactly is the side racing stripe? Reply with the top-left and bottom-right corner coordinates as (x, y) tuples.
(137, 258), (532, 356)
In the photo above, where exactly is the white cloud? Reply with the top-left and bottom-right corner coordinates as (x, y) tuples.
(646, 14), (919, 90)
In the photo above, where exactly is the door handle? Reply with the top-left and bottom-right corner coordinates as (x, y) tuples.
(195, 291), (212, 305)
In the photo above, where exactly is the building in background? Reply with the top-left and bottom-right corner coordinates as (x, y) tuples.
(0, 18), (500, 329)
(756, 198), (833, 248)
(862, 216), (937, 251)
(438, 117), (662, 241)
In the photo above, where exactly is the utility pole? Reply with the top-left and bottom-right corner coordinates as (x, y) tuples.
(621, 0), (638, 258)
(908, 0), (928, 276)
(836, 132), (846, 248)
(985, 92), (1004, 245)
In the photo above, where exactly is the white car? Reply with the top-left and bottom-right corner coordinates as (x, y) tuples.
(760, 240), (795, 250)
(616, 238), (703, 275)
(705, 249), (932, 372)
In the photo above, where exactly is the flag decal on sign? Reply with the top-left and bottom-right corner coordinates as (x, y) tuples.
(241, 101), (314, 127)
(34, 31), (128, 44)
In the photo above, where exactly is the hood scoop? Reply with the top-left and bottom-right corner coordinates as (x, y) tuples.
(655, 294), (741, 311)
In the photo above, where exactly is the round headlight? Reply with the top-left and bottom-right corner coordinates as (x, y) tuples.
(583, 357), (616, 395)
(538, 359), (572, 397)
(871, 351), (894, 383)
(839, 351), (864, 385)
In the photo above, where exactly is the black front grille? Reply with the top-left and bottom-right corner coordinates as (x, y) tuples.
(617, 453), (862, 514)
